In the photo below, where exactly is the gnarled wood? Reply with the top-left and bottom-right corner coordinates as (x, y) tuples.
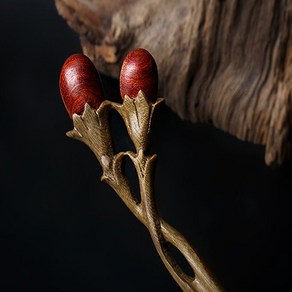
(55, 0), (292, 166)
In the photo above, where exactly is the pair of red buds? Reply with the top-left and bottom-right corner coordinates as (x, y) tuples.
(59, 48), (158, 118)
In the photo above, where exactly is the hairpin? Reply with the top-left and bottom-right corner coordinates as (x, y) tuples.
(59, 48), (220, 292)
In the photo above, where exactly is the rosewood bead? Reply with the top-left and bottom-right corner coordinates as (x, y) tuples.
(59, 53), (104, 118)
(120, 48), (158, 101)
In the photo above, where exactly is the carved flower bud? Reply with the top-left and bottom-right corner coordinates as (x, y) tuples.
(120, 48), (158, 101)
(59, 53), (104, 118)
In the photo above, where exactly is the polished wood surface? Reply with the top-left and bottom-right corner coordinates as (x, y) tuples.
(59, 53), (104, 118)
(120, 48), (158, 101)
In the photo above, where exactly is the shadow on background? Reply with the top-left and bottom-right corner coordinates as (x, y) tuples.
(0, 1), (291, 291)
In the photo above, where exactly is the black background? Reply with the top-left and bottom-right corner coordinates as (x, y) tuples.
(0, 1), (291, 291)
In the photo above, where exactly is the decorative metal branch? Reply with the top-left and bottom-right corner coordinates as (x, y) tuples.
(59, 49), (221, 291)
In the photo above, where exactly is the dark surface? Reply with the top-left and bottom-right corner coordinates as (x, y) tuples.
(0, 1), (291, 291)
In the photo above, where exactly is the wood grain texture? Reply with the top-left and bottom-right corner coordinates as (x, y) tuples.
(55, 0), (292, 165)
(59, 53), (104, 117)
(66, 93), (221, 291)
(120, 48), (158, 101)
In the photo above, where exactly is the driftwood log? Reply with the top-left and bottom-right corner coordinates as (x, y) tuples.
(55, 0), (292, 166)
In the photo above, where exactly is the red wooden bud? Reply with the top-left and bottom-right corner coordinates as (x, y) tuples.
(120, 48), (158, 101)
(59, 53), (104, 118)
